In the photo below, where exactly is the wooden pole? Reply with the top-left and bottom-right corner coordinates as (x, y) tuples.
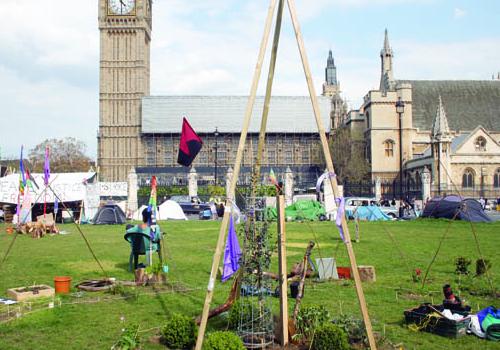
(285, 0), (377, 348)
(252, 0), (284, 198)
(194, 1), (277, 348)
(277, 195), (288, 346)
(292, 240), (314, 321)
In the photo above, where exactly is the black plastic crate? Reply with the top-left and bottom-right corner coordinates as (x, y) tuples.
(404, 303), (470, 338)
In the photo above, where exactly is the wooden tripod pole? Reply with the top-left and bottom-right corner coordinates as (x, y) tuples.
(286, 0), (377, 348)
(252, 0), (284, 196)
(194, 1), (277, 348)
(277, 195), (288, 346)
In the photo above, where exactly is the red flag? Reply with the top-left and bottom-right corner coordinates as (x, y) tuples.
(177, 117), (203, 167)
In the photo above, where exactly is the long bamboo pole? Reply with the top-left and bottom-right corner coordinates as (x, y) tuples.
(194, 1), (277, 348)
(277, 195), (288, 346)
(251, 0), (284, 199)
(286, 0), (377, 348)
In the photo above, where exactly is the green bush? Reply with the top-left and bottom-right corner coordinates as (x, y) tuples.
(161, 313), (197, 349)
(203, 331), (245, 350)
(475, 258), (491, 276)
(111, 324), (141, 350)
(311, 323), (349, 350)
(455, 256), (472, 275)
(294, 305), (330, 341)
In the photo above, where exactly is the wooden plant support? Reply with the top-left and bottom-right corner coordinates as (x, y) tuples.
(195, 0), (377, 349)
(292, 240), (315, 321)
(277, 195), (288, 346)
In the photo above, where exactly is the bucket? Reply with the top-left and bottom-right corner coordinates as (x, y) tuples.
(54, 276), (72, 294)
(337, 267), (352, 279)
(290, 281), (301, 298)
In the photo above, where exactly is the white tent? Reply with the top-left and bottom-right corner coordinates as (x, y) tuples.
(158, 200), (188, 220)
(132, 205), (148, 221)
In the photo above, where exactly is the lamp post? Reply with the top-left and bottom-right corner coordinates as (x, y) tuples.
(214, 127), (219, 185)
(396, 97), (405, 217)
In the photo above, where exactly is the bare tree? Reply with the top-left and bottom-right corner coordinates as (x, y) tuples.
(28, 137), (92, 173)
(330, 128), (370, 182)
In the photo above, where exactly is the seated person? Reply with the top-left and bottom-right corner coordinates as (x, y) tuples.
(126, 208), (162, 252)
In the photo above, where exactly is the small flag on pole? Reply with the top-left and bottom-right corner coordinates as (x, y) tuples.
(221, 215), (241, 282)
(19, 146), (26, 195)
(44, 145), (50, 186)
(177, 117), (203, 167)
(269, 168), (281, 191)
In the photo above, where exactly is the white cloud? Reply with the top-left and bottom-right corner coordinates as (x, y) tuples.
(0, 0), (497, 160)
(395, 38), (500, 80)
(454, 7), (466, 19)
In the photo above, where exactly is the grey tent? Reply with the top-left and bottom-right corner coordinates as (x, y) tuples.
(422, 195), (491, 222)
(92, 204), (126, 225)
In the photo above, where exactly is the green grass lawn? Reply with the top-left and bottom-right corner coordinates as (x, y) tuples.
(0, 219), (498, 349)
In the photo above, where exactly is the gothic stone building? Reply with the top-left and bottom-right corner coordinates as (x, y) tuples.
(338, 30), (500, 198)
(97, 0), (340, 186)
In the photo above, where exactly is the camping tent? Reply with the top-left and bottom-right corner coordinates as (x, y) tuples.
(132, 205), (148, 221)
(158, 200), (188, 220)
(421, 195), (491, 222)
(92, 204), (127, 224)
(266, 200), (326, 221)
(346, 206), (391, 221)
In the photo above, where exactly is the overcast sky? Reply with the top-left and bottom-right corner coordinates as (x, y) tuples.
(0, 0), (499, 160)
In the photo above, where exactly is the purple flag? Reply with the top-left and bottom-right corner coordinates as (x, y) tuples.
(221, 215), (241, 282)
(44, 145), (50, 185)
(335, 197), (346, 242)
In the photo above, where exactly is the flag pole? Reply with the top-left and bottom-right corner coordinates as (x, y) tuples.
(286, 0), (377, 348)
(195, 1), (277, 348)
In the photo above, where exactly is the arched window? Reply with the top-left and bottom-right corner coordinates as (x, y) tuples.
(475, 136), (487, 151)
(462, 168), (475, 188)
(384, 139), (394, 157)
(494, 168), (500, 188)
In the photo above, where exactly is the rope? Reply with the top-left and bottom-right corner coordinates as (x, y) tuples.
(420, 159), (495, 293)
(0, 175), (60, 270)
(420, 209), (460, 288)
(47, 184), (108, 278)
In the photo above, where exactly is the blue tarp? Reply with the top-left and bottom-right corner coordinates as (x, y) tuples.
(346, 205), (391, 221)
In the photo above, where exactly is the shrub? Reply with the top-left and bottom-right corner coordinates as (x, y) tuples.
(311, 323), (349, 350)
(455, 257), (471, 275)
(111, 324), (141, 350)
(294, 305), (330, 341)
(475, 258), (491, 276)
(332, 314), (366, 344)
(161, 313), (197, 349)
(203, 331), (245, 350)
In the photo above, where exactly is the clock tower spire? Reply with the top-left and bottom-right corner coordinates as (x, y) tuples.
(97, 0), (152, 181)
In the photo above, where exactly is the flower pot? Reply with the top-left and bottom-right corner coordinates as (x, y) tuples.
(54, 276), (72, 294)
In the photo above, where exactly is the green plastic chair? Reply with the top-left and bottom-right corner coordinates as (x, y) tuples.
(124, 226), (161, 271)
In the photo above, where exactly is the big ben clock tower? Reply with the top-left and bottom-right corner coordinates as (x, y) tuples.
(97, 0), (152, 181)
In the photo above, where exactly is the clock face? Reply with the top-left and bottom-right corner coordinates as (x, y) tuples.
(108, 0), (135, 15)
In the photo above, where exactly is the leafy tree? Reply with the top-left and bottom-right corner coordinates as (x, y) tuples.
(28, 137), (93, 173)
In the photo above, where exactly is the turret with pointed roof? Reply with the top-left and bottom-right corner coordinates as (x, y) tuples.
(380, 29), (395, 91)
(431, 95), (452, 142)
(322, 49), (341, 98)
(325, 49), (337, 85)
